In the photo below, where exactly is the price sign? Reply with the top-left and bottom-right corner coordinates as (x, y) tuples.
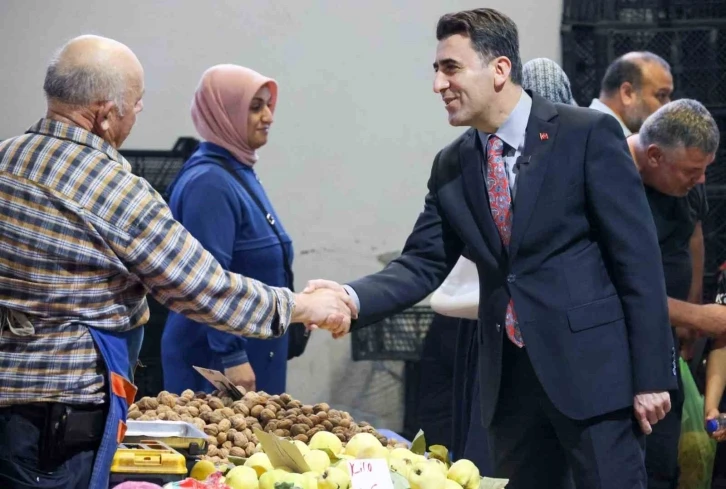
(347, 459), (394, 489)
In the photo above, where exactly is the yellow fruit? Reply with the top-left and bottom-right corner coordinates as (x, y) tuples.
(302, 471), (320, 489)
(409, 462), (447, 489)
(190, 459), (217, 481)
(343, 433), (382, 458)
(293, 440), (311, 456)
(305, 449), (332, 473)
(447, 459), (480, 489)
(388, 447), (417, 464)
(445, 480), (464, 489)
(355, 444), (389, 460)
(332, 458), (352, 476)
(428, 458), (448, 477)
(258, 470), (285, 489)
(318, 466), (351, 489)
(309, 431), (343, 455)
(244, 452), (274, 477)
(389, 458), (413, 479)
(225, 465), (259, 489)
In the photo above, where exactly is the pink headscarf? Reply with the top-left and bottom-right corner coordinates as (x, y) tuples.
(190, 64), (278, 166)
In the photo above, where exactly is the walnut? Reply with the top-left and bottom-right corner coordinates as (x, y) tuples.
(252, 423), (263, 432)
(195, 391), (208, 399)
(167, 412), (182, 422)
(192, 418), (206, 431)
(245, 444), (257, 457)
(137, 397), (159, 411)
(235, 386), (248, 396)
(329, 418), (340, 428)
(219, 448), (230, 459)
(287, 400), (302, 409)
(218, 419), (232, 432)
(265, 403), (279, 414)
(339, 419), (351, 429)
(181, 389), (195, 401)
(280, 393), (293, 405)
(187, 406), (200, 418)
(359, 421), (371, 427)
(199, 404), (213, 414)
(332, 426), (346, 435)
(217, 432), (228, 445)
(230, 446), (246, 457)
(277, 419), (293, 430)
(336, 433), (346, 443)
(180, 414), (194, 423)
(208, 411), (224, 424)
(128, 410), (143, 420)
(328, 409), (341, 418)
(204, 424), (219, 436)
(342, 411), (352, 420)
(250, 405), (264, 418)
(291, 424), (308, 437)
(243, 428), (253, 439)
(200, 411), (214, 424)
(145, 410), (158, 419)
(293, 434), (309, 443)
(207, 445), (219, 457)
(207, 435), (219, 447)
(232, 402), (250, 416)
(245, 416), (258, 427)
(221, 407), (235, 419)
(220, 396), (234, 408)
(158, 393), (176, 408)
(171, 405), (183, 415)
(230, 415), (247, 431)
(209, 456), (221, 464)
(156, 405), (172, 414)
(300, 416), (315, 429)
(259, 409), (276, 424)
(316, 411), (328, 421)
(264, 422), (277, 433)
(188, 400), (202, 409)
(208, 397), (225, 410)
(222, 441), (233, 450)
(156, 412), (168, 421)
(175, 397), (189, 406)
(232, 432), (248, 447)
(129, 403), (140, 412)
(309, 415), (321, 426)
(301, 405), (314, 416)
(137, 414), (154, 421)
(274, 429), (290, 438)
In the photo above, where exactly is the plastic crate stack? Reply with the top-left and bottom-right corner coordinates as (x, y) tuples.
(561, 0), (726, 301)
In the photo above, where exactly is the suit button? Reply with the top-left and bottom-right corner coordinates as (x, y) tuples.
(269, 352), (274, 358)
(507, 274), (516, 283)
(496, 323), (502, 332)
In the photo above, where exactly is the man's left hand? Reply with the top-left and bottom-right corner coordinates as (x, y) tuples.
(634, 391), (671, 434)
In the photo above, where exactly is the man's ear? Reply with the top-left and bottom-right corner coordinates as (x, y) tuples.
(95, 101), (116, 132)
(645, 144), (663, 168)
(620, 82), (636, 107)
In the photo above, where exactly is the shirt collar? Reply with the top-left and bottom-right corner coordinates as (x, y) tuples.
(588, 99), (632, 137)
(478, 89), (532, 151)
(26, 118), (130, 170)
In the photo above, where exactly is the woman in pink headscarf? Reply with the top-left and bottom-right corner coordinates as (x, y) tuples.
(161, 65), (293, 395)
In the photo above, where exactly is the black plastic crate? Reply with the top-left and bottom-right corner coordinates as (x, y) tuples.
(562, 0), (726, 25)
(351, 306), (435, 362)
(120, 137), (199, 199)
(562, 24), (726, 108)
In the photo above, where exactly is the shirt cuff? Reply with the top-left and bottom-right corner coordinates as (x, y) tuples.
(273, 286), (295, 336)
(221, 350), (249, 369)
(343, 285), (361, 313)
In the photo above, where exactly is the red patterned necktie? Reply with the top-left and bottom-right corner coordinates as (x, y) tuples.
(486, 136), (524, 347)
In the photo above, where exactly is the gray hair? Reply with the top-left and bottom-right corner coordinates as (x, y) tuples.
(640, 99), (720, 155)
(43, 45), (128, 115)
(522, 58), (577, 106)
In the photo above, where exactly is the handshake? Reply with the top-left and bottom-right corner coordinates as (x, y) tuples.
(291, 280), (358, 339)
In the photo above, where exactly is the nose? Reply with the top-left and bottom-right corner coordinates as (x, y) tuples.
(261, 105), (273, 124)
(433, 72), (449, 94)
(135, 100), (144, 114)
(696, 172), (706, 185)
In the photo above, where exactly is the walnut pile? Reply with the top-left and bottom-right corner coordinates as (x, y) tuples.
(129, 388), (397, 465)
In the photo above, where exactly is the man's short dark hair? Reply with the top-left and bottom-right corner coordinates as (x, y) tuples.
(600, 52), (671, 96)
(436, 8), (523, 85)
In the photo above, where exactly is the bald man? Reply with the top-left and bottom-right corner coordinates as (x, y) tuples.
(0, 36), (353, 489)
(589, 51), (674, 137)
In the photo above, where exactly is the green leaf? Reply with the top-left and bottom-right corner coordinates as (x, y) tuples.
(274, 483), (295, 489)
(479, 476), (510, 489)
(428, 445), (450, 466)
(321, 447), (341, 463)
(390, 470), (412, 489)
(410, 430), (426, 455)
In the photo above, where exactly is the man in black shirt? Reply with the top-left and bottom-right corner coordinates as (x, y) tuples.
(627, 99), (720, 489)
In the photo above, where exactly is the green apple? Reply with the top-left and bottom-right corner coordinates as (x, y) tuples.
(224, 465), (259, 489)
(309, 431), (343, 455)
(447, 459), (480, 489)
(305, 449), (332, 473)
(318, 466), (351, 489)
(343, 433), (382, 458)
(409, 462), (447, 489)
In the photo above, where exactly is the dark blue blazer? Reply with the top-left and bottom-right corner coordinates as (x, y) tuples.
(349, 93), (677, 426)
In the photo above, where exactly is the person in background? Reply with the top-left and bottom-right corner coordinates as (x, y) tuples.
(625, 99), (721, 488)
(522, 57), (577, 106)
(162, 65), (292, 395)
(589, 51), (673, 137)
(0, 36), (353, 489)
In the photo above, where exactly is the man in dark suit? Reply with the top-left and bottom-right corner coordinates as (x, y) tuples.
(308, 8), (676, 488)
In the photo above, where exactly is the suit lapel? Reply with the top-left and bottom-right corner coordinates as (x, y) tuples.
(509, 95), (559, 263)
(459, 129), (504, 259)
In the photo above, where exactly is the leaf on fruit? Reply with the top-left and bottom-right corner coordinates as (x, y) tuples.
(390, 470), (411, 489)
(321, 448), (341, 463)
(410, 430), (426, 455)
(479, 477), (510, 489)
(428, 445), (450, 465)
(274, 482), (295, 489)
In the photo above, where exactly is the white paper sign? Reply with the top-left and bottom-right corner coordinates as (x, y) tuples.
(347, 459), (395, 489)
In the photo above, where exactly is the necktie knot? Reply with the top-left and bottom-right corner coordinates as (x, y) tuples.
(488, 135), (504, 159)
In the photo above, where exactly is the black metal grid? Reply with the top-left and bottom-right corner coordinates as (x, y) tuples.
(351, 306), (436, 362)
(563, 0), (726, 24)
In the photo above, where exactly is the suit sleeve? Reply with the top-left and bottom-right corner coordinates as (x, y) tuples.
(584, 114), (676, 393)
(175, 167), (249, 368)
(347, 154), (465, 327)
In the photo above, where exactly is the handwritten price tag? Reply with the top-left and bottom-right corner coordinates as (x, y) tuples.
(347, 459), (394, 489)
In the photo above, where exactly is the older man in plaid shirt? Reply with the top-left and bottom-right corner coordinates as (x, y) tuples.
(0, 35), (354, 489)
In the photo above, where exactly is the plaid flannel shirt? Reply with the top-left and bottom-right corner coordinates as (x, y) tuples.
(0, 119), (294, 406)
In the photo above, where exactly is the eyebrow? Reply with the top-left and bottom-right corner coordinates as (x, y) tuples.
(433, 58), (460, 70)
